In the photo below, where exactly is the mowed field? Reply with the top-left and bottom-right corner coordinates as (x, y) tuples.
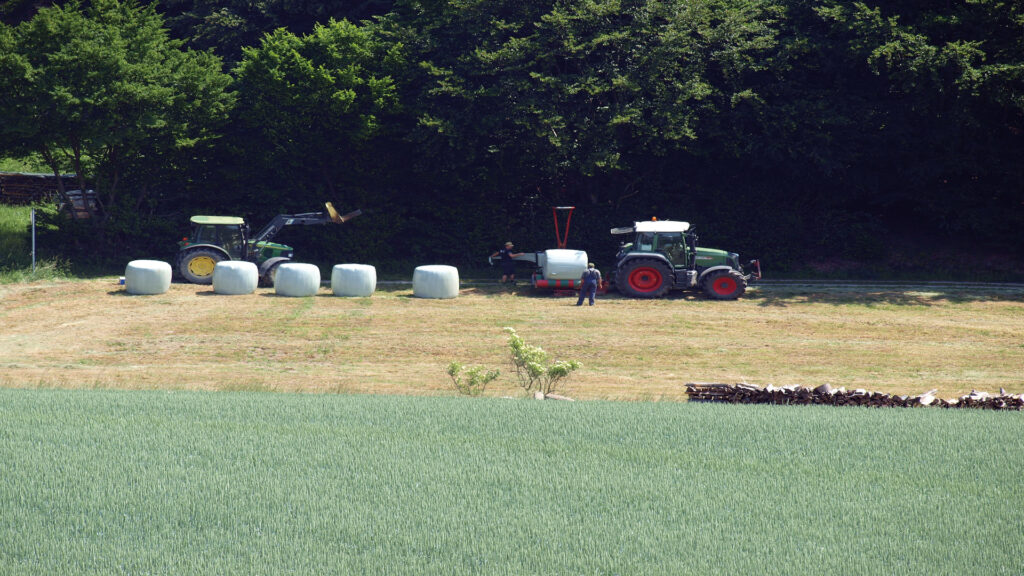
(1, 278), (1022, 399)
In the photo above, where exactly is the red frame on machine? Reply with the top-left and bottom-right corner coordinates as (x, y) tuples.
(552, 206), (574, 249)
(543, 206), (607, 295)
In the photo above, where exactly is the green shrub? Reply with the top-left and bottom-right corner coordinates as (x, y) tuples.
(503, 327), (581, 396)
(0, 257), (70, 284)
(446, 362), (500, 396)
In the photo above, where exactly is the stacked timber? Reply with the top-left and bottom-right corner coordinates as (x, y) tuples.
(0, 172), (75, 204)
(685, 382), (1024, 410)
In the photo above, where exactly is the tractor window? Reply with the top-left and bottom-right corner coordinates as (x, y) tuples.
(637, 233), (654, 251)
(656, 233), (687, 267)
(193, 225), (218, 244)
(192, 225), (244, 259)
(219, 226), (243, 259)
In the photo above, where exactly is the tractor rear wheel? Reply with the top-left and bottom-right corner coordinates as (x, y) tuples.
(702, 270), (746, 300)
(618, 259), (672, 298)
(178, 248), (224, 284)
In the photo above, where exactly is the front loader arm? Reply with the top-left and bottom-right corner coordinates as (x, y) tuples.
(251, 202), (361, 244)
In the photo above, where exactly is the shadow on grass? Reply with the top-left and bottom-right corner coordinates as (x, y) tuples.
(747, 285), (1024, 307)
(106, 280), (1020, 307)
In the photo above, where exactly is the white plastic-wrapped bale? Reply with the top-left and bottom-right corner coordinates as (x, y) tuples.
(331, 264), (376, 297)
(413, 265), (459, 299)
(274, 263), (321, 297)
(124, 260), (172, 295)
(213, 261), (258, 295)
(542, 249), (588, 281)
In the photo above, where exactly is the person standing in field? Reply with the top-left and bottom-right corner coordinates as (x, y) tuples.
(490, 241), (524, 284)
(576, 262), (601, 306)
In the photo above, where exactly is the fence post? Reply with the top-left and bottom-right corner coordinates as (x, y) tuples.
(31, 207), (36, 274)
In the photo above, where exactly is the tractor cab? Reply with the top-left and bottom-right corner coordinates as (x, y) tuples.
(613, 220), (694, 268)
(183, 216), (248, 259)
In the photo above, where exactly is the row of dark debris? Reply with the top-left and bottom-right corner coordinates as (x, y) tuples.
(685, 383), (1024, 410)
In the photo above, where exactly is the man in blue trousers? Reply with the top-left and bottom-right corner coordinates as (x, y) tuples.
(576, 262), (601, 306)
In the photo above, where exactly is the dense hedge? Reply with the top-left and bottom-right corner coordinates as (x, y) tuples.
(2, 0), (1021, 278)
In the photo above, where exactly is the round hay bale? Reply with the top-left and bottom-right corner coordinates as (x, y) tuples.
(331, 264), (376, 297)
(213, 261), (258, 295)
(274, 262), (321, 297)
(413, 265), (459, 299)
(124, 260), (172, 295)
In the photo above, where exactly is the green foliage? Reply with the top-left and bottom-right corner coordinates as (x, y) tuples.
(4, 0), (1024, 274)
(446, 361), (499, 396)
(503, 327), (580, 395)
(0, 204), (29, 268)
(1, 390), (1022, 574)
(0, 0), (234, 267)
(0, 257), (71, 284)
(0, 153), (47, 172)
(155, 0), (396, 65)
(0, 204), (72, 283)
(228, 18), (404, 206)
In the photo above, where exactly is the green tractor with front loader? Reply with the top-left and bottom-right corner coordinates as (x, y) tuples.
(176, 202), (361, 285)
(610, 219), (761, 299)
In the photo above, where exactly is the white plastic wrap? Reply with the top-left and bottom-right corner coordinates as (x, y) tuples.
(124, 260), (172, 295)
(213, 261), (258, 295)
(274, 263), (321, 297)
(331, 264), (376, 297)
(542, 249), (588, 280)
(413, 265), (459, 299)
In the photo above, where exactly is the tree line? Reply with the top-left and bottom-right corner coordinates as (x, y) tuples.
(1, 0), (1021, 277)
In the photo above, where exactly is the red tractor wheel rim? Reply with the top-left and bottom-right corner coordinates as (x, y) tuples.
(712, 276), (738, 295)
(628, 267), (663, 292)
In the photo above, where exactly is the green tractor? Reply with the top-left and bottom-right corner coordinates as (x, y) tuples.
(176, 203), (361, 285)
(610, 219), (761, 299)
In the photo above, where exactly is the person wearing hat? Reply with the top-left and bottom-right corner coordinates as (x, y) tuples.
(490, 241), (524, 284)
(576, 262), (602, 306)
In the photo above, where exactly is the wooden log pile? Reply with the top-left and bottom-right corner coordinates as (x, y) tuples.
(0, 172), (75, 204)
(685, 383), (1024, 410)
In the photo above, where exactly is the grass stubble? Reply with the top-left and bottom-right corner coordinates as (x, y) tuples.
(0, 279), (1021, 399)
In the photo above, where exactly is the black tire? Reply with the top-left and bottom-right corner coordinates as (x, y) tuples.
(702, 269), (747, 300)
(259, 260), (285, 287)
(617, 259), (672, 298)
(178, 248), (225, 284)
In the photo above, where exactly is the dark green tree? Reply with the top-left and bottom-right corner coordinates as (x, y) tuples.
(0, 0), (234, 224)
(223, 18), (406, 265)
(229, 19), (403, 202)
(154, 0), (396, 64)
(381, 0), (785, 257)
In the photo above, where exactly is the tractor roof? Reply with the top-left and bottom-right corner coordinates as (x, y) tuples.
(190, 215), (244, 226)
(611, 220), (690, 234)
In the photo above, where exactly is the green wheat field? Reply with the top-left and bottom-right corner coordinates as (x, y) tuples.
(1, 389), (1020, 575)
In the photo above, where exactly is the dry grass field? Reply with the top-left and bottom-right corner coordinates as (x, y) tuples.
(1, 278), (1022, 400)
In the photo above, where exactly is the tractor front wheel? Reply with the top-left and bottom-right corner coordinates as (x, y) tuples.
(617, 259), (672, 298)
(259, 260), (285, 287)
(178, 249), (225, 284)
(702, 270), (747, 300)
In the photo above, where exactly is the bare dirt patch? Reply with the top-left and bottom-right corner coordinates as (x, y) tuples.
(1, 279), (1022, 400)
